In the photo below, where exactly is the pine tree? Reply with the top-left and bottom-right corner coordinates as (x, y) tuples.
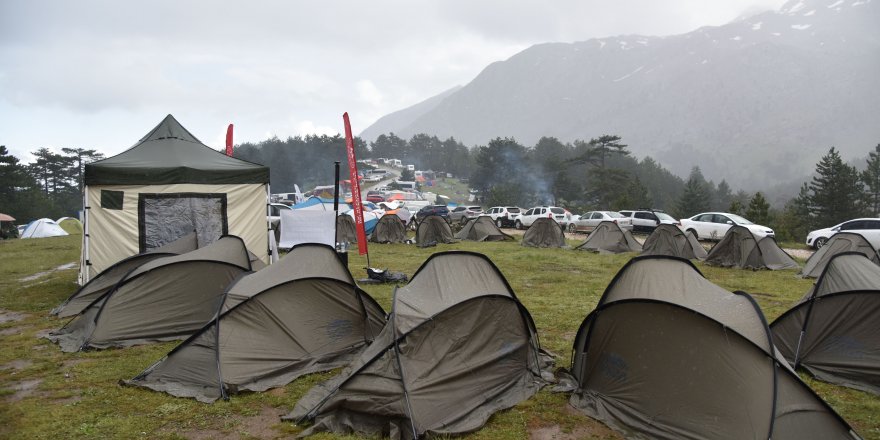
(713, 180), (733, 212)
(861, 143), (880, 215)
(746, 192), (770, 225)
(676, 167), (711, 217)
(809, 147), (865, 227)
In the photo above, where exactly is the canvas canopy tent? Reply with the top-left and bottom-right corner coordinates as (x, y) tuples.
(369, 213), (407, 243)
(126, 244), (386, 403)
(771, 252), (880, 395)
(705, 225), (798, 270)
(800, 232), (880, 278)
(456, 216), (514, 242)
(80, 114), (269, 285)
(521, 217), (565, 248)
(336, 214), (358, 244)
(640, 223), (707, 260)
(51, 232), (199, 318)
(415, 215), (454, 247)
(574, 221), (642, 254)
(287, 251), (551, 439)
(20, 218), (68, 239)
(566, 255), (860, 439)
(48, 236), (252, 352)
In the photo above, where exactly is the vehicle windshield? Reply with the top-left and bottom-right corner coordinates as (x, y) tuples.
(607, 211), (625, 218)
(727, 213), (753, 225)
(656, 212), (675, 222)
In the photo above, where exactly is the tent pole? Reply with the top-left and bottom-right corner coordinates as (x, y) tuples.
(333, 161), (340, 245)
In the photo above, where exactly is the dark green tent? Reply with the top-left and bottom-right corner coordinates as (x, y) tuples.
(456, 216), (514, 242)
(521, 218), (566, 248)
(415, 215), (455, 247)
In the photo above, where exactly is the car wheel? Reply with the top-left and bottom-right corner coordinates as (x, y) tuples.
(567, 223), (577, 233)
(515, 220), (523, 230)
(687, 229), (698, 240)
(496, 218), (504, 228)
(814, 237), (828, 249)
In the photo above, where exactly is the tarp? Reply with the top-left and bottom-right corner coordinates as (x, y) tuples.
(456, 216), (514, 242)
(800, 232), (880, 278)
(278, 209), (335, 249)
(772, 252), (880, 395)
(51, 232), (200, 318)
(640, 223), (707, 260)
(566, 255), (860, 440)
(125, 244), (386, 403)
(369, 214), (407, 243)
(287, 251), (551, 439)
(81, 115), (269, 283)
(521, 217), (565, 248)
(20, 218), (68, 239)
(574, 221), (642, 253)
(705, 225), (799, 270)
(47, 236), (252, 352)
(415, 215), (455, 247)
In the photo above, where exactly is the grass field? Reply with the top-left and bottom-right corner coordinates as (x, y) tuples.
(0, 234), (877, 439)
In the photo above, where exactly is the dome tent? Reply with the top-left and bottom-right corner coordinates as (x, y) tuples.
(336, 214), (358, 244)
(456, 216), (514, 242)
(566, 255), (859, 439)
(574, 221), (642, 253)
(126, 244), (386, 403)
(368, 213), (407, 244)
(51, 232), (199, 318)
(415, 214), (455, 247)
(48, 236), (252, 352)
(20, 218), (68, 239)
(80, 114), (269, 285)
(287, 251), (552, 438)
(521, 217), (566, 248)
(772, 252), (880, 395)
(705, 225), (798, 270)
(799, 232), (880, 278)
(640, 223), (707, 260)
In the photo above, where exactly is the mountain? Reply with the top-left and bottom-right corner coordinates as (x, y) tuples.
(360, 0), (880, 188)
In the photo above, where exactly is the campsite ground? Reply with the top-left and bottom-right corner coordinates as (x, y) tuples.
(0, 235), (877, 439)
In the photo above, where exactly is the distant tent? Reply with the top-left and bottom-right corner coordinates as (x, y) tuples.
(456, 216), (514, 242)
(800, 232), (880, 278)
(574, 221), (642, 254)
(336, 214), (358, 244)
(47, 236), (252, 352)
(521, 217), (566, 248)
(51, 232), (199, 318)
(292, 196), (349, 211)
(126, 244), (386, 403)
(415, 215), (454, 247)
(772, 252), (880, 395)
(286, 251), (550, 438)
(640, 223), (707, 260)
(81, 115), (270, 285)
(567, 255), (859, 439)
(20, 218), (68, 239)
(705, 225), (798, 270)
(57, 217), (84, 235)
(369, 214), (407, 243)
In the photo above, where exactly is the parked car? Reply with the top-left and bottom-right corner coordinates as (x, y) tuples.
(679, 212), (774, 240)
(268, 202), (293, 226)
(484, 206), (522, 228)
(568, 211), (633, 233)
(514, 206), (571, 230)
(449, 205), (484, 225)
(365, 190), (385, 203)
(415, 205), (450, 220)
(806, 218), (880, 249)
(618, 209), (678, 234)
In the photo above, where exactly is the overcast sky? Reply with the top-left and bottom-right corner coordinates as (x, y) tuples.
(0, 0), (787, 161)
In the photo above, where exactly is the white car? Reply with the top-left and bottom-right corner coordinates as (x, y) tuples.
(618, 209), (678, 234)
(679, 212), (774, 240)
(484, 206), (523, 228)
(806, 218), (880, 249)
(568, 211), (633, 233)
(513, 206), (571, 230)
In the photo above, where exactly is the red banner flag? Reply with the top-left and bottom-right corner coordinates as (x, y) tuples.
(343, 113), (368, 255)
(225, 124), (234, 156)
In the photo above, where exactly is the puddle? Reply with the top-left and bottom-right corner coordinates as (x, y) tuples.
(0, 310), (27, 324)
(4, 379), (43, 401)
(0, 359), (33, 370)
(18, 262), (78, 282)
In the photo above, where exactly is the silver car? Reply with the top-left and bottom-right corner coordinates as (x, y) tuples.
(569, 211), (633, 233)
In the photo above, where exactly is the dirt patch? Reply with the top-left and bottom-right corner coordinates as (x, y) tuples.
(530, 424), (620, 440)
(158, 406), (285, 439)
(0, 310), (28, 324)
(1, 359), (33, 370)
(0, 328), (23, 336)
(4, 378), (43, 401)
(786, 248), (813, 260)
(19, 262), (78, 282)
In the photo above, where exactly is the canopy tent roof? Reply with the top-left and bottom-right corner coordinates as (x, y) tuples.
(85, 115), (268, 185)
(0, 213), (15, 222)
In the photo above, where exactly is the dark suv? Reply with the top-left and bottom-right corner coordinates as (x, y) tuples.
(618, 209), (678, 234)
(416, 205), (450, 220)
